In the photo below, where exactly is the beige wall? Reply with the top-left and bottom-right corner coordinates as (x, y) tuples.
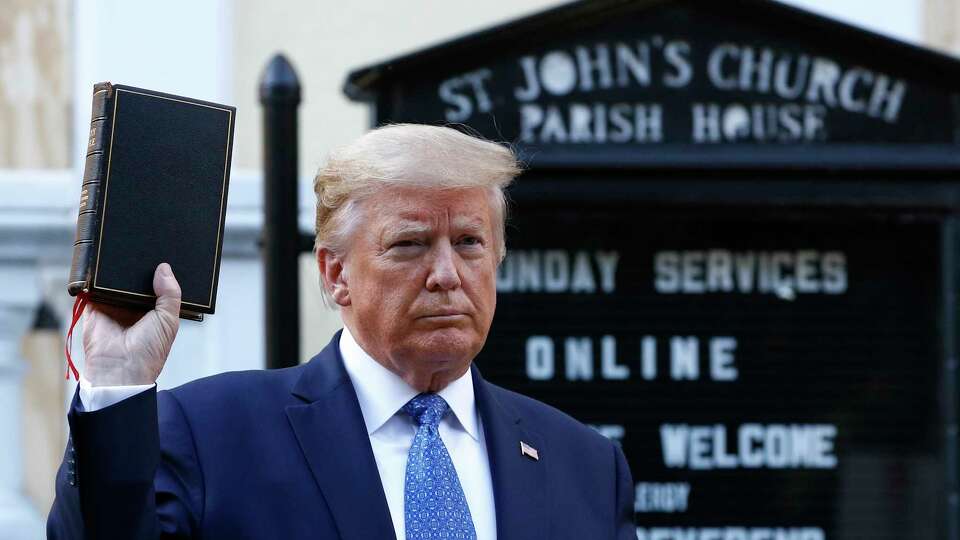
(232, 0), (560, 177)
(20, 327), (65, 518)
(233, 0), (561, 358)
(924, 0), (960, 54)
(0, 0), (70, 169)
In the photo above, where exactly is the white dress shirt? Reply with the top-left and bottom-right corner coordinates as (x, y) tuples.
(339, 327), (497, 540)
(78, 375), (153, 412)
(77, 328), (497, 540)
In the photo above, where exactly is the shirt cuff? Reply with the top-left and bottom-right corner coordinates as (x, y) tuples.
(78, 374), (155, 412)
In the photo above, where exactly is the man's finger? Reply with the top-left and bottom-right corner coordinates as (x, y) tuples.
(153, 263), (182, 321)
(86, 300), (144, 327)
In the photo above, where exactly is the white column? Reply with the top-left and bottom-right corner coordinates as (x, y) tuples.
(0, 265), (44, 540)
(73, 0), (234, 167)
(70, 0), (263, 388)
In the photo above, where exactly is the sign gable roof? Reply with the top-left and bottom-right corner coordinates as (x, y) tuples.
(346, 0), (960, 100)
(344, 0), (960, 170)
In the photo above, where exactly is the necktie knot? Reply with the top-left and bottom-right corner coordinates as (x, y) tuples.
(402, 393), (448, 428)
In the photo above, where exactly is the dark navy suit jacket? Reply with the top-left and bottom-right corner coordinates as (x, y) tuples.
(48, 331), (635, 539)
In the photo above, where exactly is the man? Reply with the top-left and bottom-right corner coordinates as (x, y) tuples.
(48, 124), (636, 539)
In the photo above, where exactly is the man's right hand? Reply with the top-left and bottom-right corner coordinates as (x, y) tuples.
(82, 262), (182, 386)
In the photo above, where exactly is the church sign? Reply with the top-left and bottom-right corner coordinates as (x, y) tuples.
(345, 0), (960, 538)
(483, 211), (941, 540)
(348, 1), (960, 169)
(439, 39), (913, 145)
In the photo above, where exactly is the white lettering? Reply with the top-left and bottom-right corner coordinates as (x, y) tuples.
(634, 482), (691, 513)
(499, 250), (619, 294)
(641, 336), (657, 380)
(516, 251), (542, 291)
(708, 44), (739, 90)
(437, 69), (492, 122)
(822, 252), (847, 293)
(540, 51), (578, 96)
(590, 424), (626, 442)
(660, 424), (689, 468)
(512, 42), (909, 143)
(565, 337), (593, 380)
(869, 74), (907, 122)
(543, 250), (570, 292)
(839, 67), (873, 113)
(734, 252), (756, 293)
(670, 337), (699, 380)
(663, 40), (692, 88)
(540, 105), (569, 142)
(615, 42), (651, 87)
(576, 44), (614, 92)
(774, 54), (810, 99)
(525, 336), (554, 380)
(739, 47), (774, 93)
(438, 78), (473, 122)
(805, 57), (840, 107)
(661, 423), (839, 470)
(706, 250), (734, 292)
(636, 527), (825, 540)
(569, 103), (594, 143)
(609, 103), (633, 143)
(519, 104), (544, 143)
(596, 251), (620, 293)
(654, 250), (848, 297)
(570, 251), (597, 293)
(691, 103), (722, 143)
(655, 251), (680, 293)
(635, 104), (664, 142)
(712, 424), (738, 469)
(514, 56), (541, 102)
(710, 337), (738, 381)
(681, 252), (706, 293)
(601, 335), (630, 379)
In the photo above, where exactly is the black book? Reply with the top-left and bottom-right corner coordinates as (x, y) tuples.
(68, 83), (236, 321)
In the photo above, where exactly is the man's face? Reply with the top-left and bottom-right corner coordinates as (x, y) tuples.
(332, 185), (499, 392)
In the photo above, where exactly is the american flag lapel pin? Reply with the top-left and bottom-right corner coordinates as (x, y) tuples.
(520, 440), (539, 461)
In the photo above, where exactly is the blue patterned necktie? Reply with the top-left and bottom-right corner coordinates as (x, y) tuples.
(401, 393), (477, 540)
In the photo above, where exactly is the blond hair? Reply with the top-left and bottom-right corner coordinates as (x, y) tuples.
(313, 124), (521, 298)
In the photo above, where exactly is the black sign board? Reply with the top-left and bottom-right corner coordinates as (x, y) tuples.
(343, 0), (960, 538)
(478, 208), (943, 539)
(347, 0), (960, 169)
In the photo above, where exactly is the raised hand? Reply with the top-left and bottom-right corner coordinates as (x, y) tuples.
(82, 263), (182, 386)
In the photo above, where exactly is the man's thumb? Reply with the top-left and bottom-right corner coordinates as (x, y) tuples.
(154, 263), (182, 320)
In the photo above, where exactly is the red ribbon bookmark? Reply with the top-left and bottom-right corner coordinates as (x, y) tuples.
(64, 292), (89, 380)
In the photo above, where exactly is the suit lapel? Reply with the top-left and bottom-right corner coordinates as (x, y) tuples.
(473, 366), (548, 540)
(285, 332), (396, 540)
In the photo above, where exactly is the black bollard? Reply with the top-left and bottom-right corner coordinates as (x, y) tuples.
(259, 54), (301, 370)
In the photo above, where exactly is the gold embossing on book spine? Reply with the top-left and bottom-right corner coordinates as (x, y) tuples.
(68, 83), (113, 296)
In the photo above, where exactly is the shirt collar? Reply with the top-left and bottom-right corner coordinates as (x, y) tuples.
(339, 326), (480, 441)
(437, 359), (480, 441)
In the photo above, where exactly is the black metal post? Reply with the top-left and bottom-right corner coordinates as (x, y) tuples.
(942, 216), (960, 539)
(259, 54), (301, 370)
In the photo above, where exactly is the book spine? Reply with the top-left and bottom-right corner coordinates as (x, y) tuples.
(68, 83), (113, 296)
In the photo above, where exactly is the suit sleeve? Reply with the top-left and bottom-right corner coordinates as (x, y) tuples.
(46, 386), (204, 539)
(613, 442), (636, 540)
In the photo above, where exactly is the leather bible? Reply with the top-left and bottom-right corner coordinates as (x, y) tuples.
(67, 83), (236, 321)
